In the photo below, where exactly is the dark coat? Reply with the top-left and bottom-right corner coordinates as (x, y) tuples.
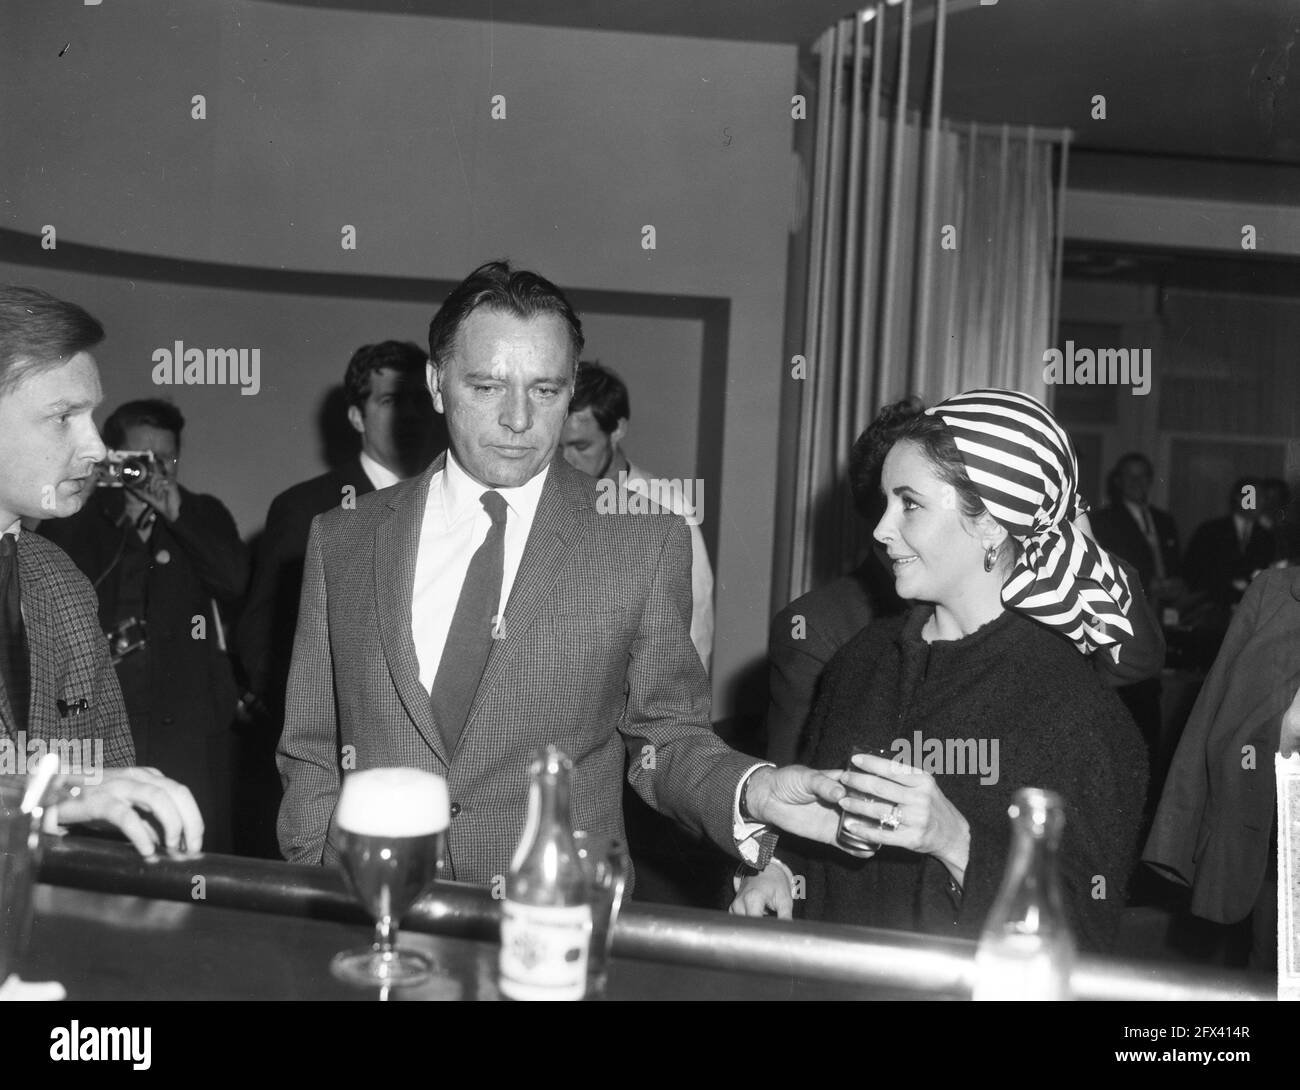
(765, 565), (876, 766)
(1090, 503), (1180, 592)
(236, 459), (373, 715)
(1142, 566), (1300, 923)
(765, 556), (1163, 767)
(1183, 515), (1278, 606)
(38, 487), (247, 851)
(790, 606), (1147, 953)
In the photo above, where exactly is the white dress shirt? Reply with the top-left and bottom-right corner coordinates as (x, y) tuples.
(622, 461), (715, 674)
(1124, 499), (1166, 580)
(411, 452), (549, 693)
(359, 450), (402, 492)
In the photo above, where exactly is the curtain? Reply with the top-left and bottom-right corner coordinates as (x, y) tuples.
(775, 0), (1071, 606)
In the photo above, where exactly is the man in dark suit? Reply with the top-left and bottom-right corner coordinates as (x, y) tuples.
(40, 399), (247, 852)
(277, 262), (848, 884)
(236, 342), (439, 855)
(238, 341), (439, 720)
(0, 286), (202, 856)
(1089, 452), (1181, 597)
(1183, 477), (1279, 608)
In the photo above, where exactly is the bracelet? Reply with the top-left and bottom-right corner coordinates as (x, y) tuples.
(739, 766), (770, 822)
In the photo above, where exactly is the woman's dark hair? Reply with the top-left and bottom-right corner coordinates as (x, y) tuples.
(850, 396), (986, 521)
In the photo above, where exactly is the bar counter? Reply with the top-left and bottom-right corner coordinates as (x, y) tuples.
(27, 838), (1273, 1001)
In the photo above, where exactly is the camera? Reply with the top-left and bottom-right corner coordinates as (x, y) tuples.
(106, 616), (147, 664)
(95, 450), (157, 489)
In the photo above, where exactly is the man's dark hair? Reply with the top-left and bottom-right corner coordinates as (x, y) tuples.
(343, 340), (428, 411)
(428, 260), (584, 375)
(0, 285), (104, 399)
(1106, 451), (1154, 504)
(102, 399), (186, 450)
(569, 361), (630, 434)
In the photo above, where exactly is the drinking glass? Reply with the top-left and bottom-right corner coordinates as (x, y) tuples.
(330, 768), (449, 987)
(836, 746), (897, 858)
(0, 780), (46, 988)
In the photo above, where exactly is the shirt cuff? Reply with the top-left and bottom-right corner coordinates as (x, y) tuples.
(734, 762), (775, 866)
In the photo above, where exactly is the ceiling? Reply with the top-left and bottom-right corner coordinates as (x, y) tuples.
(270, 0), (1300, 164)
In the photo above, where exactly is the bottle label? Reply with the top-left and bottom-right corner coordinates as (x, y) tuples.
(499, 900), (593, 1001)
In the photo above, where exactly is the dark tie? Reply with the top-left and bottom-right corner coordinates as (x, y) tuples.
(0, 534), (30, 733)
(430, 491), (508, 753)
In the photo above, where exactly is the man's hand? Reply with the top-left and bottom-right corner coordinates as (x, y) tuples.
(730, 860), (795, 919)
(49, 768), (204, 857)
(127, 469), (181, 523)
(744, 765), (845, 845)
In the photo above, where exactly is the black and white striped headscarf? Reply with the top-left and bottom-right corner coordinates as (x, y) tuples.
(925, 388), (1134, 654)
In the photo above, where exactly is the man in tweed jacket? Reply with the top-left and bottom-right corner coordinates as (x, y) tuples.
(0, 286), (204, 856)
(278, 262), (847, 884)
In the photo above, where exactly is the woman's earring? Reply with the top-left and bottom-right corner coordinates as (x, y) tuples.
(983, 544), (998, 573)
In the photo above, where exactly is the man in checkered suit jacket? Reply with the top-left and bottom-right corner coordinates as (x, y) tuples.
(0, 286), (205, 856)
(277, 263), (846, 886)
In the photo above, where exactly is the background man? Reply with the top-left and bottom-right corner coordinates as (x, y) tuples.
(1183, 476), (1278, 608)
(236, 340), (439, 854)
(277, 261), (847, 885)
(1090, 452), (1183, 602)
(0, 285), (203, 857)
(40, 399), (246, 853)
(559, 361), (714, 672)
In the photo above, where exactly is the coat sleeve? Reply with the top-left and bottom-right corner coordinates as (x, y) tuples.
(1091, 556), (1166, 687)
(92, 623), (137, 768)
(236, 490), (300, 706)
(275, 519), (341, 864)
(165, 492), (249, 607)
(619, 517), (769, 866)
(1141, 569), (1265, 888)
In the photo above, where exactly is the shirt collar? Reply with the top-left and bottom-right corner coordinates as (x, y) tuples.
(359, 450), (402, 491)
(2, 519), (20, 539)
(439, 449), (549, 527)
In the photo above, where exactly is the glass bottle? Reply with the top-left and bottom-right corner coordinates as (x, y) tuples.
(498, 745), (592, 1001)
(971, 787), (1075, 1001)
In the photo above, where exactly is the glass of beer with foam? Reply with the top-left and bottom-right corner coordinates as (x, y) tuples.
(329, 767), (449, 987)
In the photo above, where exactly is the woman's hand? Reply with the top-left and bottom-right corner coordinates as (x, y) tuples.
(839, 753), (971, 885)
(729, 860), (796, 919)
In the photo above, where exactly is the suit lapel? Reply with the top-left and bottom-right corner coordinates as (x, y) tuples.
(462, 459), (590, 737)
(374, 457), (450, 767)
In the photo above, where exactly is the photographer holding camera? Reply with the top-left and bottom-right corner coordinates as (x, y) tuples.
(39, 399), (247, 853)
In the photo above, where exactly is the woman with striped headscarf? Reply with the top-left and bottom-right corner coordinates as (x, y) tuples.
(733, 389), (1148, 953)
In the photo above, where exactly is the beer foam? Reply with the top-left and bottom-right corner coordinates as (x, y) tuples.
(335, 768), (450, 836)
